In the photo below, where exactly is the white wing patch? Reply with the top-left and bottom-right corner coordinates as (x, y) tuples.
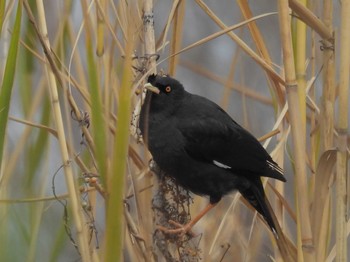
(213, 160), (231, 169)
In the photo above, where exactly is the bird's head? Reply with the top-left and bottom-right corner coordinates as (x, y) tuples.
(144, 74), (185, 98)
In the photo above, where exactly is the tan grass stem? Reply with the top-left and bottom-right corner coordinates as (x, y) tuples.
(25, 0), (92, 261)
(277, 1), (315, 261)
(335, 1), (350, 261)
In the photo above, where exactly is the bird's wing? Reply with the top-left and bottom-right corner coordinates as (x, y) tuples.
(179, 118), (265, 172)
(177, 97), (283, 179)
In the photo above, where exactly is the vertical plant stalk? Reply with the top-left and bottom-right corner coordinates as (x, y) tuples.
(140, 0), (157, 258)
(26, 1), (92, 261)
(294, 0), (307, 133)
(277, 1), (315, 261)
(80, 0), (107, 186)
(144, 0), (157, 71)
(95, 0), (105, 57)
(336, 0), (350, 261)
(168, 0), (184, 75)
(105, 27), (134, 262)
(0, 1), (21, 175)
(320, 0), (335, 151)
(0, 0), (5, 34)
(314, 0), (334, 261)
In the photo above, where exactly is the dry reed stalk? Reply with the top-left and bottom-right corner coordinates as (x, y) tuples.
(308, 49), (318, 262)
(288, 0), (333, 43)
(277, 1), (315, 261)
(335, 0), (350, 261)
(168, 0), (184, 75)
(156, 0), (178, 53)
(312, 1), (335, 261)
(294, 0), (307, 134)
(143, 0), (157, 70)
(320, 0), (335, 152)
(23, 1), (93, 261)
(139, 0), (157, 260)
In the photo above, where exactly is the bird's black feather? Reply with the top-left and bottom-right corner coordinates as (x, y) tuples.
(139, 74), (286, 232)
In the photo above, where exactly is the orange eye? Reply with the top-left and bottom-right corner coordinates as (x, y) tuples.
(165, 86), (172, 93)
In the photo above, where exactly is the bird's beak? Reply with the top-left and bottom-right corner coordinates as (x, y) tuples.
(144, 83), (160, 94)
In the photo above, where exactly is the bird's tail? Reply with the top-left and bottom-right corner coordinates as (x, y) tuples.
(240, 182), (297, 262)
(240, 182), (277, 233)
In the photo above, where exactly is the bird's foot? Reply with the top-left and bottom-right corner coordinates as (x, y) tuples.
(157, 220), (196, 237)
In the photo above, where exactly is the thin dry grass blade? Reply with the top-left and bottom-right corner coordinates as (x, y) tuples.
(258, 129), (280, 143)
(194, 0), (285, 85)
(208, 193), (240, 255)
(288, 0), (333, 43)
(168, 0), (184, 75)
(180, 59), (272, 105)
(9, 116), (58, 137)
(312, 150), (336, 261)
(237, 0), (285, 108)
(158, 9), (285, 85)
(265, 197), (297, 262)
(158, 0), (179, 55)
(268, 182), (296, 223)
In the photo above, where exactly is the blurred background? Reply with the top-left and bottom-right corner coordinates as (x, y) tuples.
(0, 1), (348, 262)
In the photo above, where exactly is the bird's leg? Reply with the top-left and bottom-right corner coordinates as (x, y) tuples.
(157, 202), (217, 236)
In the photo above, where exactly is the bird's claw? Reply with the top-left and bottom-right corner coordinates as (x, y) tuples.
(157, 220), (196, 237)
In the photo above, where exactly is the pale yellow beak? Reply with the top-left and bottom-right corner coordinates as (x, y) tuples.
(144, 83), (160, 94)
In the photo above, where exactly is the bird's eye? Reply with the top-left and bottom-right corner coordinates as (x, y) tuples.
(165, 86), (172, 93)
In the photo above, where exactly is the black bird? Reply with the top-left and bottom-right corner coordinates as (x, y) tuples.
(139, 74), (286, 236)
